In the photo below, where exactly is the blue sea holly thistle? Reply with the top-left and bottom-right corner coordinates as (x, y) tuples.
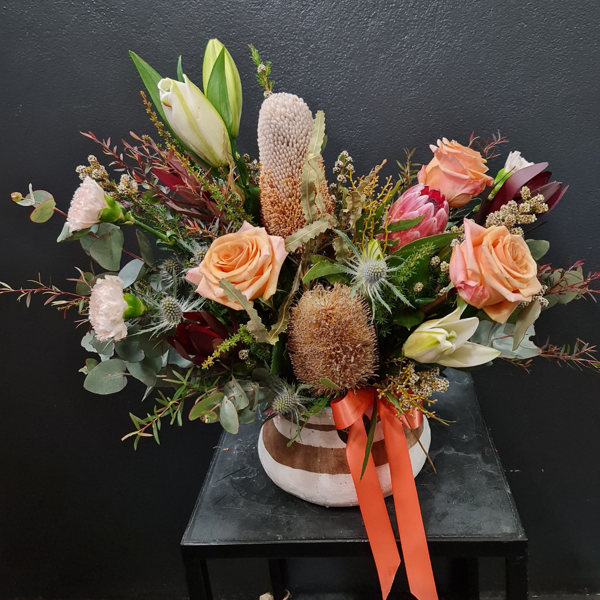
(337, 235), (411, 314)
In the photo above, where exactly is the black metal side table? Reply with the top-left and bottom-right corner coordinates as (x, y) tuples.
(181, 370), (528, 599)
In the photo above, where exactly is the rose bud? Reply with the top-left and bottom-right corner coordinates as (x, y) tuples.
(418, 138), (494, 208)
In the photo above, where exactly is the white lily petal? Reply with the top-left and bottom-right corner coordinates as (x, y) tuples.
(436, 342), (501, 368)
(158, 75), (231, 167)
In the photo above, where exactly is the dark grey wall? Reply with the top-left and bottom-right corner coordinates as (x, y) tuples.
(1, 0), (599, 597)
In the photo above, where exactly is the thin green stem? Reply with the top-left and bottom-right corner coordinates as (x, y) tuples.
(133, 218), (175, 246)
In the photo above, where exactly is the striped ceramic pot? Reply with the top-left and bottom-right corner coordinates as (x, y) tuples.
(257, 407), (431, 507)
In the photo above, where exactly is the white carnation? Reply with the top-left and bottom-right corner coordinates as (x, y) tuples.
(67, 177), (109, 233)
(504, 151), (534, 175)
(89, 275), (128, 342)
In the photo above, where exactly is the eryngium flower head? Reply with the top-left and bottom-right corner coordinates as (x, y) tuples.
(288, 284), (378, 396)
(257, 92), (334, 239)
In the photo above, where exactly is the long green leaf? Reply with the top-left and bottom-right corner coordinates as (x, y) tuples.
(285, 216), (333, 252)
(218, 280), (270, 343)
(302, 261), (346, 283)
(361, 400), (378, 480)
(129, 51), (167, 123)
(300, 111), (326, 223)
(394, 231), (458, 256)
(205, 48), (232, 134)
(385, 215), (424, 233)
(268, 267), (302, 344)
(176, 55), (184, 82)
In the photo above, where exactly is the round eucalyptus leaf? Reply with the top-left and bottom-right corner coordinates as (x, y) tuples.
(84, 359), (128, 395)
(219, 397), (239, 434)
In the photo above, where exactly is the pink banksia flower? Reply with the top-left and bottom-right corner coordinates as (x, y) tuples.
(385, 184), (449, 251)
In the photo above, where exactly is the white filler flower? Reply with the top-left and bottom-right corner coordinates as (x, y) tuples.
(66, 177), (110, 233)
(89, 275), (128, 342)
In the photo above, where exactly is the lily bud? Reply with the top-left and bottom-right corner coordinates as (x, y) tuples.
(158, 75), (231, 167)
(403, 307), (500, 368)
(203, 39), (243, 138)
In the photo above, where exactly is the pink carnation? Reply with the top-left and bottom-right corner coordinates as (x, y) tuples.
(89, 275), (128, 342)
(67, 177), (109, 233)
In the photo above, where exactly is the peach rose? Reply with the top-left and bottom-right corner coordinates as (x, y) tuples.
(449, 219), (542, 323)
(186, 222), (288, 310)
(418, 138), (494, 208)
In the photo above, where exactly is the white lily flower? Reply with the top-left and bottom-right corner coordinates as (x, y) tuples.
(403, 307), (501, 368)
(158, 75), (231, 167)
(504, 150), (534, 174)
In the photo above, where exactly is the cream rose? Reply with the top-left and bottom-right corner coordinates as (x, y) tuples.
(449, 219), (543, 323)
(186, 222), (288, 310)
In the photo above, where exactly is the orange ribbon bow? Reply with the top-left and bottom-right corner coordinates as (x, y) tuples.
(331, 387), (438, 600)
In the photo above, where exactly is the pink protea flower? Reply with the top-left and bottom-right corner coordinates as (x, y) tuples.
(385, 184), (449, 250)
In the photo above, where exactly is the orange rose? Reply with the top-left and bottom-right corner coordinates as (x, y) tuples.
(418, 138), (493, 208)
(186, 222), (288, 310)
(449, 219), (542, 323)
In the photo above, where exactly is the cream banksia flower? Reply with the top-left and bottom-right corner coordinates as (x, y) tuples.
(288, 284), (378, 396)
(89, 276), (129, 342)
(257, 93), (334, 239)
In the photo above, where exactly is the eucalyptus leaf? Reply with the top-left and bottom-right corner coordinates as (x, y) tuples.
(119, 259), (145, 288)
(57, 223), (91, 242)
(115, 336), (145, 363)
(189, 393), (224, 421)
(89, 332), (115, 357)
(393, 311), (425, 329)
(219, 397), (239, 434)
(238, 406), (257, 424)
(30, 197), (56, 223)
(84, 359), (128, 395)
(136, 230), (155, 266)
(512, 300), (542, 351)
(126, 355), (162, 387)
(167, 347), (193, 368)
(89, 228), (124, 271)
(526, 239), (550, 261)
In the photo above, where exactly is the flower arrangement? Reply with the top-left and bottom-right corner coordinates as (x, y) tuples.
(5, 41), (600, 599)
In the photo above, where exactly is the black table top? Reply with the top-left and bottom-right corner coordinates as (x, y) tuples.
(182, 369), (526, 557)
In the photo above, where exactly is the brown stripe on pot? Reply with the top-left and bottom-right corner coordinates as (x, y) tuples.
(262, 418), (424, 475)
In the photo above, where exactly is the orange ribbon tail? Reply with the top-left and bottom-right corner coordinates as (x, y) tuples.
(331, 388), (438, 600)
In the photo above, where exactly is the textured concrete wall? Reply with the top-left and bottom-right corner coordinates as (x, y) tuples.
(1, 0), (599, 596)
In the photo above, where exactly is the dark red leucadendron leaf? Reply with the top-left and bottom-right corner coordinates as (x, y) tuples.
(167, 321), (224, 365)
(153, 168), (185, 192)
(476, 161), (567, 223)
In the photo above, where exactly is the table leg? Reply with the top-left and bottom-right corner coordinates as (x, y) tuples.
(181, 548), (213, 600)
(506, 555), (528, 600)
(268, 558), (288, 599)
(450, 557), (479, 599)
